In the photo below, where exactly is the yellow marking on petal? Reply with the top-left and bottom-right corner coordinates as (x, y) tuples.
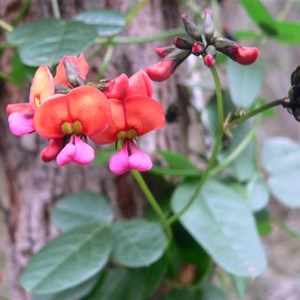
(117, 131), (127, 140)
(34, 96), (41, 107)
(61, 120), (83, 135)
(126, 128), (137, 139)
(72, 120), (83, 135)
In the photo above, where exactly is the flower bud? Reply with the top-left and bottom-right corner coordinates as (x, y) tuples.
(155, 46), (176, 58)
(291, 66), (300, 86)
(213, 37), (258, 65)
(63, 58), (85, 87)
(182, 13), (203, 41)
(203, 45), (217, 68)
(192, 42), (203, 56)
(146, 49), (191, 81)
(203, 8), (215, 43)
(173, 36), (194, 50)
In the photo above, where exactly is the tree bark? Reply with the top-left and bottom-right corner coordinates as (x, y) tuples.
(0, 0), (190, 298)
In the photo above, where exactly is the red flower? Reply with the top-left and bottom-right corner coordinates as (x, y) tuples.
(90, 70), (165, 175)
(34, 86), (111, 166)
(54, 53), (89, 86)
(146, 60), (175, 82)
(6, 64), (54, 135)
(225, 44), (259, 65)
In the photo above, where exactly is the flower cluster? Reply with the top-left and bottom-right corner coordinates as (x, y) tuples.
(146, 8), (259, 81)
(6, 54), (165, 175)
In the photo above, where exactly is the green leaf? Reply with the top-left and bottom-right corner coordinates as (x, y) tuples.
(164, 288), (198, 300)
(202, 92), (256, 181)
(31, 275), (98, 300)
(112, 219), (167, 267)
(157, 150), (198, 170)
(261, 137), (300, 174)
(51, 191), (113, 231)
(84, 257), (167, 300)
(150, 150), (200, 178)
(226, 59), (264, 108)
(84, 268), (129, 300)
(21, 224), (113, 294)
(74, 9), (126, 37)
(268, 170), (300, 208)
(8, 19), (98, 66)
(246, 173), (269, 211)
(125, 255), (168, 299)
(274, 21), (300, 44)
(239, 0), (277, 36)
(223, 121), (256, 181)
(200, 284), (228, 300)
(171, 180), (267, 277)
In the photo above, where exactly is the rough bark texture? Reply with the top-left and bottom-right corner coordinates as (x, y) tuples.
(0, 0), (191, 299)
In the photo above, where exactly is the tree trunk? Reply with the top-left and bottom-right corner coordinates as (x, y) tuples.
(0, 0), (190, 298)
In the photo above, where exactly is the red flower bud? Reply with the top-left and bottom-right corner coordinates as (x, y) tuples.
(204, 54), (215, 68)
(192, 42), (203, 56)
(213, 37), (259, 65)
(146, 60), (174, 82)
(173, 37), (193, 50)
(226, 44), (259, 65)
(155, 46), (176, 58)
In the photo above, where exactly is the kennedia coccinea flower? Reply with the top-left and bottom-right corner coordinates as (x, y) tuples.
(90, 70), (165, 175)
(34, 86), (111, 166)
(6, 64), (54, 135)
(146, 8), (259, 81)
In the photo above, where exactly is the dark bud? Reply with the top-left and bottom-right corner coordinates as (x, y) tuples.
(63, 58), (85, 87)
(173, 36), (194, 50)
(291, 66), (300, 86)
(181, 13), (203, 42)
(203, 8), (215, 44)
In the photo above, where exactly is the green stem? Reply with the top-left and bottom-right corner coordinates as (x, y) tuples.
(13, 0), (31, 26)
(94, 29), (185, 45)
(210, 115), (261, 177)
(131, 170), (173, 241)
(227, 99), (283, 130)
(126, 0), (150, 24)
(0, 19), (13, 32)
(96, 43), (115, 80)
(168, 66), (224, 225)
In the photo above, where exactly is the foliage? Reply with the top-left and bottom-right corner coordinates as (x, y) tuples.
(1, 0), (300, 299)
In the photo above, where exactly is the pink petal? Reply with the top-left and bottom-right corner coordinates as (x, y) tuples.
(72, 135), (94, 165)
(56, 141), (76, 166)
(8, 112), (35, 136)
(56, 136), (95, 166)
(129, 148), (153, 172)
(103, 74), (129, 100)
(109, 147), (131, 175)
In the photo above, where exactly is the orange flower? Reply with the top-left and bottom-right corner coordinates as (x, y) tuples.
(91, 70), (165, 174)
(6, 65), (54, 135)
(34, 86), (111, 165)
